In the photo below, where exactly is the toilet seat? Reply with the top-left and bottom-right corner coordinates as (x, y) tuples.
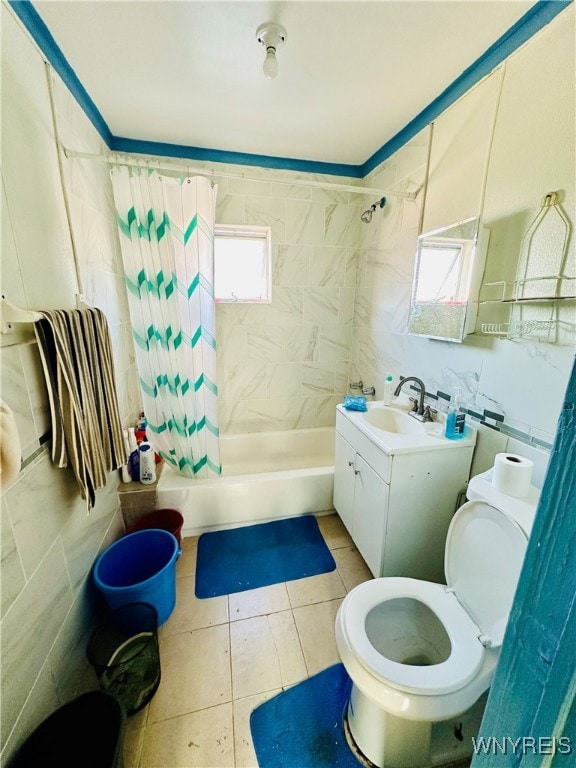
(339, 577), (485, 695)
(339, 497), (530, 697)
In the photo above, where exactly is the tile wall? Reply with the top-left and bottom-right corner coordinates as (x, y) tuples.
(0, 7), (139, 762)
(350, 7), (575, 465)
(214, 174), (361, 433)
(1, 2), (574, 763)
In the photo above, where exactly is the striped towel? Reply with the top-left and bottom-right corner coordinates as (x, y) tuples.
(34, 308), (126, 509)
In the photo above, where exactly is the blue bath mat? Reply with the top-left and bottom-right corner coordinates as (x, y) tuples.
(195, 515), (336, 598)
(250, 664), (360, 768)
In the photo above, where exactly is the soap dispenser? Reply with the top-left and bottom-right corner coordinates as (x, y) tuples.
(444, 389), (466, 440)
(382, 375), (394, 406)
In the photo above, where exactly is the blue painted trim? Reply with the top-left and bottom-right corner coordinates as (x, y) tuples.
(362, 0), (572, 176)
(8, 0), (113, 146)
(9, 0), (572, 178)
(109, 136), (364, 178)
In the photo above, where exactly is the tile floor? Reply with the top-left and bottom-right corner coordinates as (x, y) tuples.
(123, 513), (372, 768)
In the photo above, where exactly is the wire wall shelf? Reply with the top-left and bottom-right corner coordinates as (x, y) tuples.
(479, 192), (574, 342)
(480, 276), (575, 304)
(481, 320), (558, 339)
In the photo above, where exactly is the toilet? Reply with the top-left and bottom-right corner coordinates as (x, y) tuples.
(335, 468), (540, 768)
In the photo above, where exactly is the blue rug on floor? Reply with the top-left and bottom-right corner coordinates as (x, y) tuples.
(195, 515), (336, 598)
(250, 664), (361, 768)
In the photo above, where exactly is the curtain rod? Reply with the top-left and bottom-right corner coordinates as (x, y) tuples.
(62, 147), (418, 200)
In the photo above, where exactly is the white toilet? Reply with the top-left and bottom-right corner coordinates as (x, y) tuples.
(335, 469), (540, 768)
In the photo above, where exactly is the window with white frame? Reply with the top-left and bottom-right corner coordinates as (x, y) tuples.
(214, 225), (272, 303)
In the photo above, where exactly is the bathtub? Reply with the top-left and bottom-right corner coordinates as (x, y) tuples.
(156, 427), (335, 537)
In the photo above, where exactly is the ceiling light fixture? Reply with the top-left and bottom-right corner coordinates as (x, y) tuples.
(256, 22), (287, 80)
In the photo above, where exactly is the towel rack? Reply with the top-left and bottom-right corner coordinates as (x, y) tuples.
(0, 295), (42, 333)
(0, 294), (88, 333)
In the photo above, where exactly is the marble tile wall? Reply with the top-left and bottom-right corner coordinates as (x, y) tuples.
(214, 172), (361, 433)
(350, 10), (574, 473)
(350, 131), (429, 400)
(49, 70), (142, 426)
(0, 8), (137, 763)
(1, 4), (572, 762)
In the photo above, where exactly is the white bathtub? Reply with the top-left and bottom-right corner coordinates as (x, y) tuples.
(156, 427), (335, 536)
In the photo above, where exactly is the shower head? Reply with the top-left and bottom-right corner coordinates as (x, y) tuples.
(360, 208), (374, 224)
(360, 196), (387, 224)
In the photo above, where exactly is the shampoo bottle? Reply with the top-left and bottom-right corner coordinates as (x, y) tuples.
(382, 375), (394, 406)
(444, 389), (466, 440)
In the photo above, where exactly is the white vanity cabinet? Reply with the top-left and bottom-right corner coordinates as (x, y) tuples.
(333, 406), (475, 582)
(334, 433), (390, 576)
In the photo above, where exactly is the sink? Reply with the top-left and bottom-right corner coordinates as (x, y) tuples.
(337, 400), (475, 455)
(362, 407), (425, 435)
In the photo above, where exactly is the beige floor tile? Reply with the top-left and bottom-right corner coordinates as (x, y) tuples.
(140, 702), (234, 768)
(230, 616), (282, 699)
(286, 568), (346, 608)
(268, 610), (308, 687)
(316, 513), (354, 549)
(229, 583), (290, 622)
(148, 624), (231, 723)
(293, 598), (343, 676)
(124, 703), (149, 732)
(233, 689), (281, 768)
(163, 575), (229, 635)
(177, 535), (198, 579)
(332, 545), (373, 592)
(123, 725), (145, 768)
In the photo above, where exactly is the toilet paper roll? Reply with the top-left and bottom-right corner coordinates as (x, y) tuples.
(492, 453), (533, 498)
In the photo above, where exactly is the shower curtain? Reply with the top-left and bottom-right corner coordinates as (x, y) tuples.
(111, 167), (221, 478)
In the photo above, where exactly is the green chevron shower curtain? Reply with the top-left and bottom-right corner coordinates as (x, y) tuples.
(111, 167), (221, 477)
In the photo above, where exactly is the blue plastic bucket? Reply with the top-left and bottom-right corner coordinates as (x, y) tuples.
(93, 529), (179, 624)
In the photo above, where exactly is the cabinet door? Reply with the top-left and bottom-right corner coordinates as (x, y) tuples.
(353, 455), (390, 577)
(333, 432), (356, 536)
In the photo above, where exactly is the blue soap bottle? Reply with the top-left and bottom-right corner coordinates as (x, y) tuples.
(445, 389), (466, 440)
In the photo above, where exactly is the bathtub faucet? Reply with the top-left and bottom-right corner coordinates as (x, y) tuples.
(350, 380), (375, 397)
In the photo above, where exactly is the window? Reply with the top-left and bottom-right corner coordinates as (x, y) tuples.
(214, 225), (272, 303)
(413, 241), (466, 303)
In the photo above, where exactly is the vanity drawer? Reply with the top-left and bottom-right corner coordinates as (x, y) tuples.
(336, 411), (392, 483)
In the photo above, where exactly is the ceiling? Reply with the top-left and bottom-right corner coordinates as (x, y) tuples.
(30, 0), (538, 169)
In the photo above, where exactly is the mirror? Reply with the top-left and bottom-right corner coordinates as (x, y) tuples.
(407, 217), (489, 342)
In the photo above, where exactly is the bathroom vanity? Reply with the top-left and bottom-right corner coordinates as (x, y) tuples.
(334, 402), (475, 582)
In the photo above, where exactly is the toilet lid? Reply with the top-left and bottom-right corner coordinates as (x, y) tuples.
(445, 500), (528, 648)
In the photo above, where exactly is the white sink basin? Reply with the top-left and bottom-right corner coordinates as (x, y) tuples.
(362, 407), (425, 435)
(337, 400), (475, 455)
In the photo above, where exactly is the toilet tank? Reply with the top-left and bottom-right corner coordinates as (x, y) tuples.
(466, 469), (540, 536)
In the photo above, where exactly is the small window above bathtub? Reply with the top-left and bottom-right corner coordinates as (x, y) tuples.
(214, 225), (272, 303)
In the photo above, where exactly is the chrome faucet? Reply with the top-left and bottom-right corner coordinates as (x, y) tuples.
(394, 376), (429, 420)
